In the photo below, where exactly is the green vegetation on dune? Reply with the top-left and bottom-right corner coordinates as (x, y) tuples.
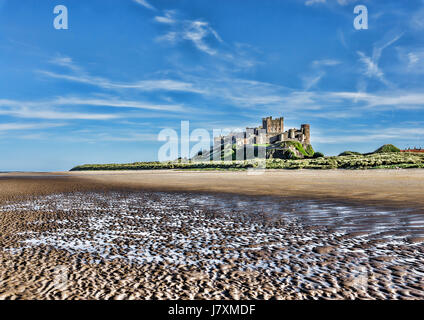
(194, 140), (315, 162)
(305, 144), (315, 157)
(71, 152), (424, 171)
(372, 144), (401, 154)
(71, 144), (422, 171)
(338, 151), (362, 156)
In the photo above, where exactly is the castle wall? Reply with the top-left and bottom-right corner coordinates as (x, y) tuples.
(262, 116), (284, 134)
(268, 134), (282, 144)
(214, 116), (310, 150)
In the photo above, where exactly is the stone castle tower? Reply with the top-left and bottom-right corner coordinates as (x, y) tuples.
(301, 124), (310, 145)
(262, 116), (284, 134)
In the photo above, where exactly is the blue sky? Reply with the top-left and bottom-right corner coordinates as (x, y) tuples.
(1, 0), (424, 171)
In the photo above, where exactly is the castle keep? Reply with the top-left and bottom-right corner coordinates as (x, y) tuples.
(214, 116), (311, 148)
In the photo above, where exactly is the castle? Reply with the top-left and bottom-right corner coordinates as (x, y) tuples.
(214, 116), (311, 148)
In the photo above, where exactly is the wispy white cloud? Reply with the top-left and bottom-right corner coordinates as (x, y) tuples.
(156, 18), (223, 56)
(144, 65), (424, 116)
(154, 10), (177, 24)
(314, 126), (424, 144)
(39, 57), (205, 94)
(35, 128), (161, 144)
(408, 52), (419, 66)
(357, 33), (403, 87)
(312, 59), (341, 67)
(42, 54), (260, 101)
(302, 73), (325, 91)
(49, 56), (80, 72)
(156, 31), (178, 43)
(357, 51), (385, 80)
(336, 0), (359, 5)
(397, 47), (424, 73)
(411, 7), (424, 30)
(183, 20), (223, 55)
(0, 107), (120, 120)
(52, 97), (185, 112)
(298, 58), (340, 91)
(0, 98), (118, 120)
(305, 0), (359, 6)
(271, 90), (424, 115)
(305, 0), (326, 6)
(133, 0), (156, 11)
(0, 122), (66, 131)
(337, 29), (348, 49)
(151, 8), (260, 69)
(330, 91), (424, 109)
(0, 94), (192, 121)
(38, 67), (424, 120)
(0, 96), (186, 112)
(35, 43), (424, 125)
(92, 132), (158, 142)
(178, 75), (292, 108)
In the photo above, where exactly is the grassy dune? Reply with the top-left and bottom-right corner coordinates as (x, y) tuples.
(71, 152), (424, 171)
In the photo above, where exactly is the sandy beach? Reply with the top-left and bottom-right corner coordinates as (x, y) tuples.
(0, 169), (423, 299)
(3, 169), (424, 208)
(66, 169), (424, 208)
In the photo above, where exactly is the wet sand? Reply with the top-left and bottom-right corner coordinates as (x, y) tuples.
(0, 170), (423, 299)
(2, 169), (424, 208)
(68, 169), (424, 209)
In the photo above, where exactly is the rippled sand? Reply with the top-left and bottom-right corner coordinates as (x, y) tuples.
(1, 183), (423, 300)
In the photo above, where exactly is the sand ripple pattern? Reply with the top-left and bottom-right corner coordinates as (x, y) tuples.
(0, 191), (423, 300)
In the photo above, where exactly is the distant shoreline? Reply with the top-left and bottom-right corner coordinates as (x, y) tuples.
(70, 152), (424, 171)
(2, 168), (424, 210)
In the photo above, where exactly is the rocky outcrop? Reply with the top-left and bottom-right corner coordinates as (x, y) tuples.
(267, 141), (315, 160)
